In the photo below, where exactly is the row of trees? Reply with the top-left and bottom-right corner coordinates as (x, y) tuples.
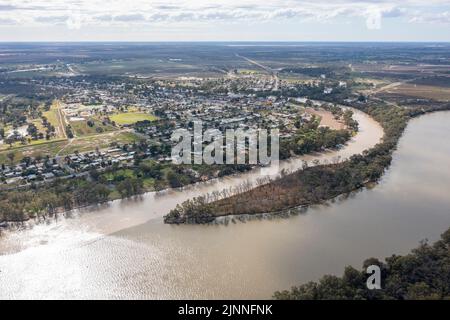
(0, 179), (111, 222)
(280, 126), (351, 159)
(163, 99), (442, 223)
(274, 228), (450, 300)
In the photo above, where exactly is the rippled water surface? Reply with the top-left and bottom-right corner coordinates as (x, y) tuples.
(1, 111), (449, 299)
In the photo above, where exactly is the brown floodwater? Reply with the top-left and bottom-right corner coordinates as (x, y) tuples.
(1, 111), (449, 299)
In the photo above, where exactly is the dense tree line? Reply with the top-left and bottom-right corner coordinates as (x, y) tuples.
(280, 124), (351, 159)
(0, 178), (111, 222)
(281, 67), (335, 77)
(0, 159), (251, 224)
(2, 100), (448, 226)
(252, 82), (352, 102)
(274, 227), (450, 300)
(164, 101), (450, 224)
(0, 97), (38, 129)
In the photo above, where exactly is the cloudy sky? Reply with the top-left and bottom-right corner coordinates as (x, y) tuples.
(0, 0), (449, 41)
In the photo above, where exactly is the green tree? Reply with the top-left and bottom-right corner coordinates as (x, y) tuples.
(6, 152), (15, 165)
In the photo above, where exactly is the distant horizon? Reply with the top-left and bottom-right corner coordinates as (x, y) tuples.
(0, 1), (448, 42)
(0, 40), (449, 44)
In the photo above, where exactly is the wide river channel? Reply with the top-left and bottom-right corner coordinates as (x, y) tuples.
(1, 110), (450, 299)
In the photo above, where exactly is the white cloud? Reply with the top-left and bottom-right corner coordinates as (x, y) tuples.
(0, 0), (448, 30)
(66, 12), (83, 30)
(410, 10), (450, 24)
(366, 10), (382, 30)
(364, 5), (395, 30)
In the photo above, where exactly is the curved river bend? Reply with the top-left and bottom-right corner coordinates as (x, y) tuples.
(1, 111), (450, 299)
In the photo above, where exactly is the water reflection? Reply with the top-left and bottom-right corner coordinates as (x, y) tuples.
(1, 112), (449, 299)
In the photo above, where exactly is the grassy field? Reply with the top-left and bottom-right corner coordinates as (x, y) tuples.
(43, 107), (59, 128)
(103, 168), (135, 180)
(70, 119), (117, 137)
(412, 76), (450, 88)
(279, 74), (315, 83)
(0, 131), (141, 164)
(30, 118), (46, 133)
(387, 84), (450, 101)
(0, 139), (68, 164)
(102, 167), (156, 196)
(0, 100), (71, 163)
(57, 131), (142, 156)
(110, 112), (157, 125)
(43, 101), (66, 138)
(237, 68), (264, 75)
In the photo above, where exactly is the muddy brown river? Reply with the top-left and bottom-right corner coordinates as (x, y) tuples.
(1, 110), (449, 299)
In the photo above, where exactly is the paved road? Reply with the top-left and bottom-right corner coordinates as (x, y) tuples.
(236, 54), (280, 91)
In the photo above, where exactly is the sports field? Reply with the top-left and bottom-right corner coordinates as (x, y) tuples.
(110, 112), (157, 125)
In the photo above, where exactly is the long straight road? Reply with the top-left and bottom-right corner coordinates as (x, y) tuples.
(236, 54), (280, 91)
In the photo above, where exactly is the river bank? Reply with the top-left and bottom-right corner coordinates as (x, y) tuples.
(0, 105), (362, 232)
(0, 107), (382, 242)
(1, 111), (449, 299)
(163, 103), (450, 224)
(0, 103), (355, 228)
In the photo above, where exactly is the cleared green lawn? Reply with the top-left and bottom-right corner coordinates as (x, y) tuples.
(110, 112), (157, 125)
(42, 109), (58, 127)
(103, 169), (135, 181)
(0, 131), (142, 164)
(42, 100), (66, 139)
(0, 139), (68, 164)
(70, 120), (117, 137)
(58, 131), (142, 156)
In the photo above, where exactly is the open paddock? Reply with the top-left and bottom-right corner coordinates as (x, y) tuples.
(384, 84), (450, 101)
(110, 112), (157, 126)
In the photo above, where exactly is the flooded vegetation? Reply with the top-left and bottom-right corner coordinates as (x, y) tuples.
(1, 111), (450, 299)
(1, 42), (449, 300)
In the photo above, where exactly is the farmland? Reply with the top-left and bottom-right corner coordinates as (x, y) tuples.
(0, 131), (141, 163)
(57, 131), (141, 156)
(110, 112), (157, 126)
(43, 101), (67, 139)
(69, 119), (117, 137)
(1, 41), (450, 301)
(384, 83), (450, 101)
